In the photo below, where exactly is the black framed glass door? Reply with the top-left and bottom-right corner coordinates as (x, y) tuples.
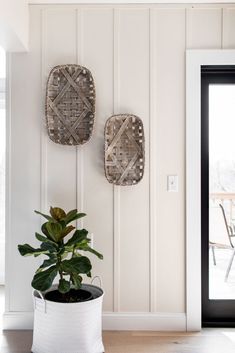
(202, 65), (235, 326)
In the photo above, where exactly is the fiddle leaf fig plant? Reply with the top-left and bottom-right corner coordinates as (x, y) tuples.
(18, 207), (103, 294)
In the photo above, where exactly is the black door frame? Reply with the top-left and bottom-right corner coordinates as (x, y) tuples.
(201, 65), (235, 326)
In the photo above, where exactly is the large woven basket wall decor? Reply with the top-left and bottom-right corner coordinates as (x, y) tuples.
(104, 114), (145, 186)
(46, 64), (95, 145)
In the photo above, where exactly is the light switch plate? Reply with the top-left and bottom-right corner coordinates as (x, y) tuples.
(167, 175), (178, 192)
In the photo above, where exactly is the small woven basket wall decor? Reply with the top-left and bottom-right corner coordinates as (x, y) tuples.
(45, 64), (95, 145)
(104, 114), (145, 186)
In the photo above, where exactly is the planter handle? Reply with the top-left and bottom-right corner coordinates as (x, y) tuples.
(33, 289), (47, 313)
(91, 276), (103, 288)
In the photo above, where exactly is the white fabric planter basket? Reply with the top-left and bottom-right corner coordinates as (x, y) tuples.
(32, 282), (104, 353)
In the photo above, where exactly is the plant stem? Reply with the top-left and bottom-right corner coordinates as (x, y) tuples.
(72, 245), (75, 257)
(58, 254), (63, 281)
(69, 246), (76, 284)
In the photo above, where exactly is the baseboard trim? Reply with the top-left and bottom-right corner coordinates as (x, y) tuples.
(103, 312), (186, 331)
(3, 311), (33, 330)
(3, 311), (186, 331)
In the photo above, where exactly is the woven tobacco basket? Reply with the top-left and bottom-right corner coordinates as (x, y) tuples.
(104, 114), (145, 186)
(45, 64), (95, 145)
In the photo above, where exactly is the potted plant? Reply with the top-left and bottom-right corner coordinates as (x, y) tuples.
(18, 207), (104, 353)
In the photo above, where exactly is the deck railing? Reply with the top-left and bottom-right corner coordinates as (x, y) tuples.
(210, 193), (235, 224)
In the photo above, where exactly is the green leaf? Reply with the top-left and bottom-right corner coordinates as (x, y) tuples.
(63, 210), (86, 225)
(82, 245), (103, 260)
(73, 238), (103, 259)
(41, 222), (55, 241)
(40, 242), (58, 253)
(36, 256), (57, 273)
(50, 207), (66, 221)
(35, 233), (48, 242)
(69, 213), (86, 223)
(57, 246), (66, 256)
(35, 232), (58, 246)
(45, 222), (63, 242)
(31, 265), (57, 291)
(61, 256), (91, 275)
(65, 229), (88, 247)
(34, 210), (54, 222)
(58, 225), (75, 241)
(61, 252), (69, 260)
(64, 209), (77, 221)
(18, 244), (49, 257)
(71, 273), (82, 289)
(58, 279), (70, 293)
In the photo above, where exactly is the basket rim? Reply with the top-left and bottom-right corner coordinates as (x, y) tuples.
(33, 283), (104, 305)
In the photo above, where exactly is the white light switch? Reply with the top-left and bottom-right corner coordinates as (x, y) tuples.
(167, 175), (178, 192)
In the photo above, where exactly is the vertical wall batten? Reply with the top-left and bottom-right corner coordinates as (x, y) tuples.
(113, 8), (121, 312)
(76, 9), (84, 229)
(75, 9), (79, 228)
(41, 9), (48, 213)
(149, 7), (157, 313)
(221, 8), (224, 49)
(39, 8), (48, 278)
(5, 52), (12, 312)
(184, 6), (187, 321)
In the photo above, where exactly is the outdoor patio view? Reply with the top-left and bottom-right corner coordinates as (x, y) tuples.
(209, 84), (235, 299)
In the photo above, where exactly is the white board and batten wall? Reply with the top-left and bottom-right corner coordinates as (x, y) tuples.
(4, 3), (235, 330)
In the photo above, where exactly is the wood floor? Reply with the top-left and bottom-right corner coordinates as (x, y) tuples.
(1, 329), (235, 353)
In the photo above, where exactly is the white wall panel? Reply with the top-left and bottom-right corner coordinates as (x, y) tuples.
(81, 8), (114, 311)
(42, 9), (77, 210)
(223, 9), (235, 48)
(187, 8), (222, 48)
(7, 7), (42, 311)
(152, 8), (186, 313)
(118, 8), (150, 312)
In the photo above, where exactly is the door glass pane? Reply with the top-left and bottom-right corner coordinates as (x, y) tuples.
(209, 84), (235, 299)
